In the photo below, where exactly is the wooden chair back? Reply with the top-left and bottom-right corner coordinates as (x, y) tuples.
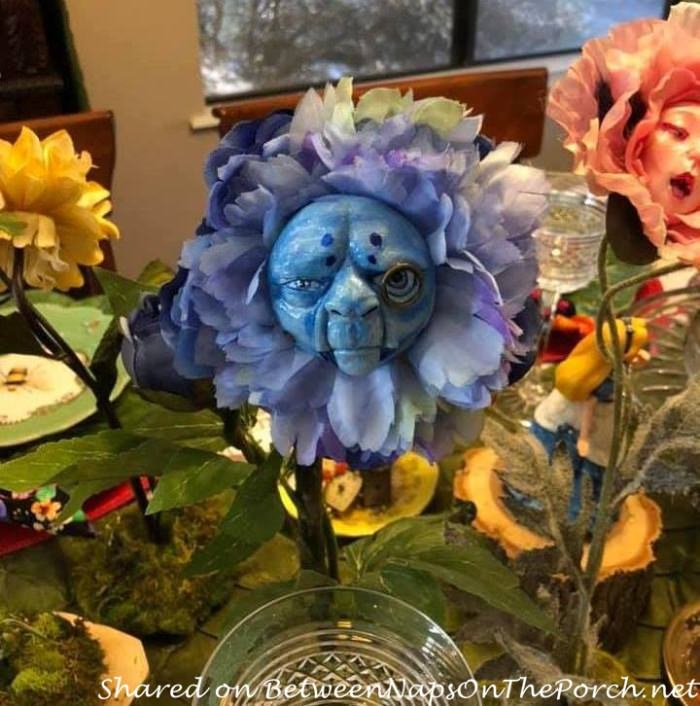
(0, 110), (117, 272)
(214, 67), (548, 158)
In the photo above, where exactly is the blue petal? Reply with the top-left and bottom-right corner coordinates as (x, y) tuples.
(328, 366), (396, 451)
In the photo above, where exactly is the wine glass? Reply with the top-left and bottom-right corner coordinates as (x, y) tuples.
(498, 188), (606, 423)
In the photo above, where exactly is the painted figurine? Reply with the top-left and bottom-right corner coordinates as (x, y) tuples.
(267, 195), (436, 377)
(532, 318), (649, 520)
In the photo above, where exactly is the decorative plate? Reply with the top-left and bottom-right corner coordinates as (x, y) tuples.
(280, 451), (439, 538)
(0, 293), (128, 447)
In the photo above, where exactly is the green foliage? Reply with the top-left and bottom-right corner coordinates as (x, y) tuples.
(86, 260), (174, 399)
(147, 456), (253, 514)
(88, 317), (121, 399)
(137, 259), (175, 287)
(60, 500), (237, 637)
(0, 545), (68, 615)
(623, 375), (700, 498)
(0, 428), (250, 521)
(345, 517), (555, 634)
(359, 564), (447, 626)
(570, 246), (650, 316)
(93, 268), (157, 319)
(232, 534), (299, 589)
(218, 570), (335, 636)
(185, 452), (285, 576)
(115, 390), (223, 451)
(0, 430), (145, 492)
(0, 613), (105, 706)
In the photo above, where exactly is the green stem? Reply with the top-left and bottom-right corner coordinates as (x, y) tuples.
(573, 239), (675, 673)
(595, 260), (688, 361)
(1, 252), (161, 542)
(293, 457), (338, 579)
(322, 509), (340, 582)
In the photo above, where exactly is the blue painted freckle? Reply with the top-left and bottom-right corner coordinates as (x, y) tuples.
(369, 232), (383, 247)
(325, 255), (336, 267)
(368, 254), (377, 265)
(321, 233), (334, 247)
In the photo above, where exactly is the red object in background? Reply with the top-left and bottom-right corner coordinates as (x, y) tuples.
(541, 314), (595, 363)
(0, 482), (139, 557)
(634, 278), (663, 302)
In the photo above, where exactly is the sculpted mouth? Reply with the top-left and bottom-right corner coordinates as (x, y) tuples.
(670, 172), (694, 199)
(332, 347), (380, 354)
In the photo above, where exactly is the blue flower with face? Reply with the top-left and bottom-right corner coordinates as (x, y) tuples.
(125, 79), (547, 465)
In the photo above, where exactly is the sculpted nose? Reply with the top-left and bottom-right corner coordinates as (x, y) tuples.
(325, 268), (379, 319)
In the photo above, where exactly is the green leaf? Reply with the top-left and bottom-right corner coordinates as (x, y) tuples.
(345, 516), (445, 578)
(344, 517), (555, 634)
(0, 430), (145, 492)
(93, 267), (157, 318)
(569, 246), (649, 317)
(360, 565), (447, 627)
(89, 317), (121, 399)
(0, 544), (69, 614)
(147, 457), (253, 514)
(395, 546), (555, 634)
(116, 391), (224, 450)
(232, 534), (300, 589)
(185, 452), (285, 576)
(218, 570), (335, 636)
(460, 641), (505, 673)
(55, 437), (247, 520)
(0, 311), (46, 356)
(0, 427), (248, 520)
(138, 259), (175, 287)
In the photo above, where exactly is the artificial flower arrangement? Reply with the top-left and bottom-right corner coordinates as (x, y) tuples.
(0, 4), (698, 699)
(0, 78), (558, 683)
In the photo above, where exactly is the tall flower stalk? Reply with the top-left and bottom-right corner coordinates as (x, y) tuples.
(571, 238), (691, 673)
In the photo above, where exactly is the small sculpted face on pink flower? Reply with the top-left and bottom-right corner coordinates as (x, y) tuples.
(641, 103), (700, 215)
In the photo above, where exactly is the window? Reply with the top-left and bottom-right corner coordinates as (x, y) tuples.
(474, 0), (670, 61)
(197, 0), (670, 103)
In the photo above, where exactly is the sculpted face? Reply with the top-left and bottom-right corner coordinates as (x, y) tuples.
(641, 103), (700, 215)
(267, 195), (436, 376)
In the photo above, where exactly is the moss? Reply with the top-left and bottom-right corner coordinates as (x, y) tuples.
(60, 497), (237, 637)
(0, 613), (105, 706)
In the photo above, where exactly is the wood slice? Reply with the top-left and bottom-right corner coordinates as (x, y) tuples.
(57, 612), (149, 706)
(454, 447), (663, 651)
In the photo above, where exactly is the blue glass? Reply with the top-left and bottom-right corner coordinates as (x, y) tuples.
(267, 195), (436, 376)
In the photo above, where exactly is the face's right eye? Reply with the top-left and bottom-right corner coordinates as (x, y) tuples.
(279, 278), (329, 308)
(661, 122), (689, 141)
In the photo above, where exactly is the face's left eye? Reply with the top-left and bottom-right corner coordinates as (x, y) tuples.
(380, 262), (423, 307)
(286, 278), (325, 292)
(661, 122), (689, 141)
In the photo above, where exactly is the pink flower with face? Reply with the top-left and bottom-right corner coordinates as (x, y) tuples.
(548, 2), (700, 264)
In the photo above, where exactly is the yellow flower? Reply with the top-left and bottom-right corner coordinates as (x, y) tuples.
(0, 127), (119, 291)
(31, 499), (62, 522)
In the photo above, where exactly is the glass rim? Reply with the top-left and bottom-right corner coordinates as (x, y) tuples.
(199, 584), (475, 689)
